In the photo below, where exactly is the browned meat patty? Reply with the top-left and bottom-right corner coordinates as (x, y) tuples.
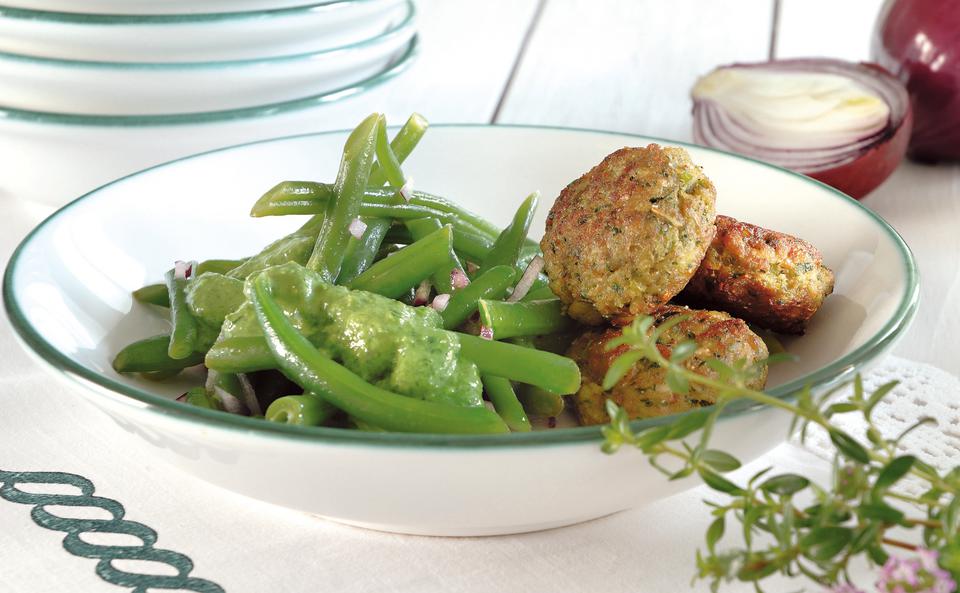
(541, 145), (717, 325)
(677, 215), (834, 334)
(567, 305), (768, 425)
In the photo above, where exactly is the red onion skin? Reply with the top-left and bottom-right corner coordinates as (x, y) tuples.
(809, 104), (913, 199)
(872, 0), (960, 162)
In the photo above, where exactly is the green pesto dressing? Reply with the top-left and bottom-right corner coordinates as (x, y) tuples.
(212, 262), (482, 408)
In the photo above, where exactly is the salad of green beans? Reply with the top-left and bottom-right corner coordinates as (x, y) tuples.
(113, 113), (582, 435)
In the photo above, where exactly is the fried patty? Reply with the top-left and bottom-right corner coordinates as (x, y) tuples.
(541, 145), (717, 325)
(567, 305), (768, 425)
(677, 215), (834, 334)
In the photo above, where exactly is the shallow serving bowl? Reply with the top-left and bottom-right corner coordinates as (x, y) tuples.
(0, 0), (408, 63)
(3, 125), (918, 536)
(0, 4), (414, 116)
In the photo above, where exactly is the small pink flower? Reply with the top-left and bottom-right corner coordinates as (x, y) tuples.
(876, 549), (956, 593)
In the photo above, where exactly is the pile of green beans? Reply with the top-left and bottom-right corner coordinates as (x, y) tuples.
(114, 112), (582, 435)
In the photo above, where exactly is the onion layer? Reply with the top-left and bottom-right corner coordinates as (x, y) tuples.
(692, 59), (912, 199)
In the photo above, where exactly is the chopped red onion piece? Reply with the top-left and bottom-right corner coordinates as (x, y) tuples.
(348, 218), (367, 240)
(236, 372), (261, 417)
(450, 268), (470, 289)
(480, 326), (494, 340)
(413, 279), (432, 306)
(174, 260), (192, 280)
(431, 293), (451, 311)
(399, 177), (414, 202)
(215, 388), (247, 415)
(507, 255), (545, 302)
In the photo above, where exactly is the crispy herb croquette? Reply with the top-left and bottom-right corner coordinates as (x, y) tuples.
(677, 215), (835, 334)
(541, 145), (717, 325)
(566, 305), (768, 425)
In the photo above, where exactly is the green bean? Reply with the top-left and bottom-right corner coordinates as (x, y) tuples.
(165, 268), (198, 360)
(383, 223), (414, 245)
(306, 113), (381, 280)
(252, 181), (542, 257)
(456, 333), (580, 395)
(250, 274), (509, 434)
(133, 283), (169, 307)
(477, 298), (573, 339)
(196, 259), (246, 275)
(113, 334), (205, 373)
(477, 192), (539, 275)
(367, 112), (428, 187)
(374, 115), (406, 188)
(452, 227), (494, 264)
(517, 384), (565, 417)
(440, 265), (516, 330)
(182, 387), (221, 410)
(337, 217), (392, 285)
(265, 393), (336, 426)
(507, 336), (567, 417)
(405, 217), (465, 294)
(204, 336), (275, 373)
(347, 225), (453, 299)
(133, 258), (247, 307)
(520, 282), (556, 302)
(481, 374), (531, 432)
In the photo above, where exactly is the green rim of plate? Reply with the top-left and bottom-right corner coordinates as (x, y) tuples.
(0, 34), (417, 127)
(2, 124), (920, 449)
(0, 0), (395, 23)
(0, 0), (413, 68)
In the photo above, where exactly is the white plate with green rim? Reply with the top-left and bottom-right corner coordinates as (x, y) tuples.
(1, 0), (332, 15)
(0, 1), (414, 116)
(0, 0), (408, 63)
(3, 124), (919, 536)
(0, 38), (416, 207)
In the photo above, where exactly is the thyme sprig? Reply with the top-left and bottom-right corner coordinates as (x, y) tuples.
(602, 315), (960, 592)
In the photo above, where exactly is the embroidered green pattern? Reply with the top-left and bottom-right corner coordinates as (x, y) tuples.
(0, 470), (224, 593)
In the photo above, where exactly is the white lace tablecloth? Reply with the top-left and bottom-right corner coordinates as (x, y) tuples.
(799, 358), (960, 495)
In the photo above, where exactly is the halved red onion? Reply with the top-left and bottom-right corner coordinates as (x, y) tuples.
(507, 255), (544, 302)
(348, 218), (367, 240)
(692, 59), (912, 199)
(431, 293), (451, 311)
(450, 268), (470, 290)
(413, 279), (432, 306)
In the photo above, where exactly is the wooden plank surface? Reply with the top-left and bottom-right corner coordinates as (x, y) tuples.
(314, 0), (541, 127)
(494, 0), (776, 141)
(775, 0), (960, 373)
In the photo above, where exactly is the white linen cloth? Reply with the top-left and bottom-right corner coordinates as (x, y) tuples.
(1, 198), (957, 593)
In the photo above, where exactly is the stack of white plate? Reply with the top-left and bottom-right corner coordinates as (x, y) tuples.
(0, 0), (418, 204)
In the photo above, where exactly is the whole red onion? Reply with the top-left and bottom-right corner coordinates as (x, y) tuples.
(872, 0), (960, 162)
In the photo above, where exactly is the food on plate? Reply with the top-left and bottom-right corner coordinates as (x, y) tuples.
(691, 58), (912, 199)
(114, 112), (581, 435)
(677, 215), (835, 335)
(113, 111), (833, 434)
(566, 305), (769, 425)
(540, 144), (717, 325)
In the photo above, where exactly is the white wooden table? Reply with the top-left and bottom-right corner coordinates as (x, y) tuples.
(2, 1), (957, 592)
